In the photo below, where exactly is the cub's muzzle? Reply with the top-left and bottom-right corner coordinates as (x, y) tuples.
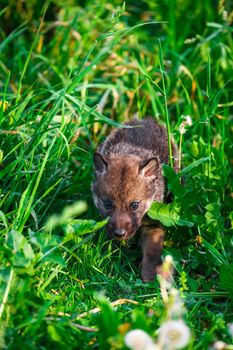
(112, 228), (126, 238)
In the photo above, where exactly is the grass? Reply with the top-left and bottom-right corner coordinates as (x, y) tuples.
(0, 0), (233, 349)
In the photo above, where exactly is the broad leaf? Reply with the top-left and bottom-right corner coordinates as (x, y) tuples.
(205, 203), (224, 233)
(162, 164), (184, 197)
(62, 218), (108, 237)
(148, 202), (194, 227)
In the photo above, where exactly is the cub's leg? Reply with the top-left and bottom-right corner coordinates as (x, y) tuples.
(140, 221), (164, 282)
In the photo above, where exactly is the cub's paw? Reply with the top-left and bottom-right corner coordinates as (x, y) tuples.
(141, 266), (156, 283)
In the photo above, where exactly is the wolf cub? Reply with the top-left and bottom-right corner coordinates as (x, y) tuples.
(92, 118), (178, 282)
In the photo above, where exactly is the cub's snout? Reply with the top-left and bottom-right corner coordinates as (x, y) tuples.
(106, 210), (137, 239)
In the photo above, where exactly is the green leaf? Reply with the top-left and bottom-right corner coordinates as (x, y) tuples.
(202, 238), (226, 265)
(190, 141), (199, 158)
(6, 230), (35, 261)
(180, 157), (209, 175)
(45, 201), (88, 232)
(47, 325), (62, 343)
(229, 211), (233, 227)
(94, 293), (119, 347)
(205, 203), (224, 233)
(207, 52), (211, 98)
(147, 202), (194, 227)
(162, 164), (184, 197)
(43, 252), (66, 266)
(0, 210), (8, 229)
(63, 219), (108, 237)
(23, 242), (35, 260)
(29, 231), (62, 253)
(133, 309), (151, 333)
(220, 264), (233, 296)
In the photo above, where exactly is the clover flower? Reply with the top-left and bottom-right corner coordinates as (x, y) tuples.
(125, 329), (154, 350)
(158, 319), (191, 349)
(178, 124), (186, 135)
(178, 115), (192, 134)
(185, 115), (192, 126)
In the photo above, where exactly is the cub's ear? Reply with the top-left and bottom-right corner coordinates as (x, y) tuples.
(139, 157), (160, 178)
(94, 152), (108, 175)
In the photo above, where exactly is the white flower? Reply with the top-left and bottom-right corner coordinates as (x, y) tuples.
(178, 124), (186, 135)
(185, 115), (192, 126)
(144, 345), (160, 350)
(222, 10), (228, 22)
(125, 329), (154, 350)
(164, 255), (173, 265)
(212, 340), (227, 349)
(168, 289), (185, 318)
(178, 115), (192, 134)
(228, 323), (233, 338)
(158, 319), (191, 349)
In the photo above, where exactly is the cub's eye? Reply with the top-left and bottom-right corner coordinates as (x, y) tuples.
(130, 202), (139, 210)
(103, 199), (112, 210)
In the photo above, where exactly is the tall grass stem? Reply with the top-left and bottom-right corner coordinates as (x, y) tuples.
(0, 268), (14, 320)
(158, 38), (173, 168)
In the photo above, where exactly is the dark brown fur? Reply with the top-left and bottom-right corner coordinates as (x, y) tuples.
(92, 118), (178, 282)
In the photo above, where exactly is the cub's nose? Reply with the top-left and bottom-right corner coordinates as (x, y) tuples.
(113, 228), (126, 238)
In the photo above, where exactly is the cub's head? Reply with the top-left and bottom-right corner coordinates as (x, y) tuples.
(92, 153), (164, 240)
